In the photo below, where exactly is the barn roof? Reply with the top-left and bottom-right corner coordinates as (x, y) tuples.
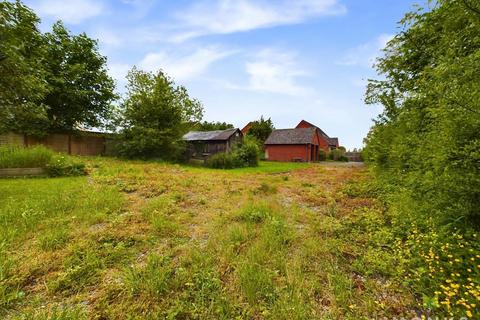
(264, 128), (316, 145)
(182, 128), (240, 141)
(328, 137), (339, 146)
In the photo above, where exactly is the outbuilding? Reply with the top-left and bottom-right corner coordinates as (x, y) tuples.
(264, 127), (322, 162)
(296, 120), (339, 150)
(183, 128), (243, 160)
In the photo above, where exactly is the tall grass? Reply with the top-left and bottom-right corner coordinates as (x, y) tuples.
(0, 145), (53, 168)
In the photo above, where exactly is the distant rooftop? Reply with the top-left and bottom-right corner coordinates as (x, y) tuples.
(264, 127), (316, 145)
(182, 128), (240, 141)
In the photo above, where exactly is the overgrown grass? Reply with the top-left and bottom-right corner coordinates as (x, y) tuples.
(0, 158), (416, 318)
(0, 145), (53, 168)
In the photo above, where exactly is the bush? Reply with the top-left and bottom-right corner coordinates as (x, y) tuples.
(0, 145), (53, 168)
(327, 148), (345, 161)
(206, 138), (260, 169)
(45, 155), (86, 177)
(205, 152), (237, 169)
(234, 138), (259, 167)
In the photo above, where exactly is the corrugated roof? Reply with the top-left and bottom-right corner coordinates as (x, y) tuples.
(264, 128), (316, 145)
(182, 128), (240, 141)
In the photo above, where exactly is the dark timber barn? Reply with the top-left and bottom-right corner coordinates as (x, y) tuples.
(183, 128), (243, 160)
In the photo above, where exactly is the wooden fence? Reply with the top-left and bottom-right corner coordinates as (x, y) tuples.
(345, 152), (363, 162)
(0, 132), (115, 156)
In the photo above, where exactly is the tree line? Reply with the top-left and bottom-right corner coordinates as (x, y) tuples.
(364, 0), (479, 316)
(0, 1), (274, 160)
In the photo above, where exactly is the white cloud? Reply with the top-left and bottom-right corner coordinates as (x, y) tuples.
(139, 47), (236, 81)
(32, 0), (103, 24)
(337, 33), (393, 68)
(108, 63), (131, 82)
(229, 49), (311, 96)
(170, 0), (346, 41)
(94, 29), (123, 47)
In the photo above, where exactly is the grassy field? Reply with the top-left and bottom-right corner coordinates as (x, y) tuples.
(0, 158), (414, 319)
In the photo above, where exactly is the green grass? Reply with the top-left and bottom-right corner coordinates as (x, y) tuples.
(185, 160), (309, 174)
(0, 145), (53, 169)
(0, 157), (415, 318)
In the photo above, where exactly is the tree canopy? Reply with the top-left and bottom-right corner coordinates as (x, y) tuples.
(0, 0), (49, 135)
(117, 67), (204, 159)
(42, 22), (117, 132)
(195, 121), (234, 131)
(246, 116), (274, 145)
(0, 1), (116, 135)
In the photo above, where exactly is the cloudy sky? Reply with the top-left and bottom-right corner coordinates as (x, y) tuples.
(25, 0), (418, 149)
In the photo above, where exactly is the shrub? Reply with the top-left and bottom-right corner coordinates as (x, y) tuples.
(234, 138), (259, 167)
(205, 152), (238, 169)
(327, 148), (345, 161)
(206, 138), (260, 169)
(45, 155), (86, 177)
(0, 145), (53, 168)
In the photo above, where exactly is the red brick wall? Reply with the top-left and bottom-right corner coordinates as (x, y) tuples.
(297, 121), (330, 151)
(265, 145), (309, 162)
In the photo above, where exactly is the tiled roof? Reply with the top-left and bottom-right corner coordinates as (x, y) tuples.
(264, 128), (316, 145)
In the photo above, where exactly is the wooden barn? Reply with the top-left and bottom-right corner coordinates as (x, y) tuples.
(183, 128), (243, 160)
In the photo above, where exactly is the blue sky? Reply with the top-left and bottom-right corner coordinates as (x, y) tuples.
(25, 0), (419, 149)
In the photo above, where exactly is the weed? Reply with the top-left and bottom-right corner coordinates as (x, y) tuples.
(254, 182), (277, 195)
(237, 203), (272, 223)
(0, 145), (53, 169)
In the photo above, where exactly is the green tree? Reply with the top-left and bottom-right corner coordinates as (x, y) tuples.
(195, 121), (234, 131)
(246, 116), (274, 145)
(0, 0), (49, 135)
(364, 0), (480, 222)
(42, 22), (117, 132)
(364, 2), (480, 316)
(118, 67), (204, 159)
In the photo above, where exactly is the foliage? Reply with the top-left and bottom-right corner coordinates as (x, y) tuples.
(45, 155), (86, 177)
(0, 3), (116, 136)
(394, 221), (480, 318)
(234, 136), (260, 167)
(0, 144), (85, 176)
(364, 0), (480, 316)
(0, 0), (50, 136)
(205, 152), (239, 169)
(195, 121), (234, 131)
(42, 22), (117, 132)
(205, 138), (259, 169)
(246, 116), (275, 145)
(0, 145), (53, 168)
(327, 148), (348, 162)
(117, 67), (204, 159)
